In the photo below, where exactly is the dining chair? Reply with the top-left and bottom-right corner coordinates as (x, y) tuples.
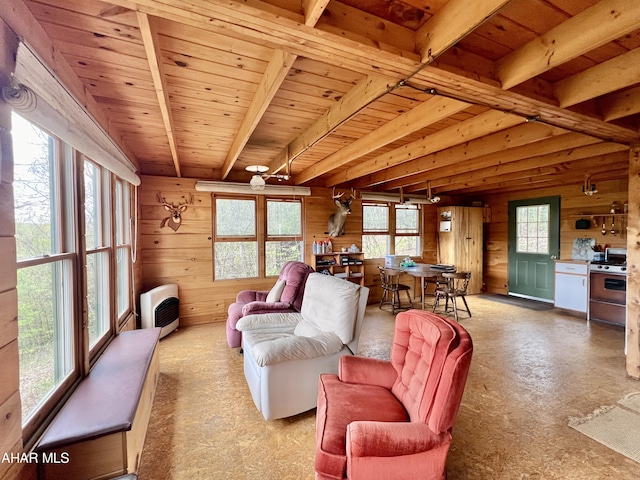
(432, 272), (472, 321)
(422, 274), (446, 307)
(378, 266), (413, 313)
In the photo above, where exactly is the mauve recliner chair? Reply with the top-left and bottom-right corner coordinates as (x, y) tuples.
(226, 261), (314, 348)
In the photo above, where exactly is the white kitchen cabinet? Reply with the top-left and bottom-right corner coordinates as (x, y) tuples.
(554, 261), (588, 315)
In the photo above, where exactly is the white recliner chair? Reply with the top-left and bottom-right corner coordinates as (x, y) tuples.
(236, 272), (370, 420)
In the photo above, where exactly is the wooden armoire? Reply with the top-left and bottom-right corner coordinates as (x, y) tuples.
(436, 206), (483, 294)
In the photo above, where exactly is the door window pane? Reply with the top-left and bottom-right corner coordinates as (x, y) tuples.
(516, 205), (550, 254)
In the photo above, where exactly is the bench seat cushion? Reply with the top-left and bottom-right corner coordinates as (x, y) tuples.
(36, 328), (161, 451)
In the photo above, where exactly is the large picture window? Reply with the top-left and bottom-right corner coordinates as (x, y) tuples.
(12, 112), (135, 439)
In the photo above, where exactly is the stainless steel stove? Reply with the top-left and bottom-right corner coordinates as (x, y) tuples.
(589, 248), (627, 326)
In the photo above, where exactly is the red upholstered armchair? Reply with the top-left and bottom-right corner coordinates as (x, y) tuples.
(226, 261), (314, 348)
(314, 310), (473, 480)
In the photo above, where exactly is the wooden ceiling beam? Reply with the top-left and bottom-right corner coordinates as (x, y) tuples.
(303, 0), (330, 26)
(445, 161), (629, 196)
(496, 0), (640, 90)
(220, 49), (297, 179)
(330, 109), (524, 187)
(600, 85), (640, 122)
(221, 0), (331, 179)
(3, 0), (139, 166)
(99, 0), (639, 144)
(294, 95), (469, 185)
(267, 75), (392, 175)
(137, 12), (181, 177)
(555, 48), (640, 108)
(376, 123), (570, 192)
(426, 145), (628, 193)
(416, 0), (512, 63)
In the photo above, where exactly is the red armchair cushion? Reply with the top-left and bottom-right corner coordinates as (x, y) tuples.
(338, 356), (397, 390)
(315, 374), (408, 478)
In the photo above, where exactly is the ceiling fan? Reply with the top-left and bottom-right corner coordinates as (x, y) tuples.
(245, 165), (290, 191)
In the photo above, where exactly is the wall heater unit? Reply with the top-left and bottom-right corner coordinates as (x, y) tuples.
(140, 284), (179, 338)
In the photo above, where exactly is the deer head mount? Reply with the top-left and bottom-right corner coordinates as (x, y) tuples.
(157, 193), (194, 231)
(325, 188), (357, 237)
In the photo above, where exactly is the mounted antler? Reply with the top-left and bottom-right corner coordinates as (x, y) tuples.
(326, 187), (358, 237)
(157, 192), (194, 231)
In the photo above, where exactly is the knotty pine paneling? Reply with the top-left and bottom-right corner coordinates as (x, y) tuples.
(0, 289), (18, 351)
(0, 19), (22, 479)
(304, 187), (363, 262)
(483, 178), (629, 295)
(140, 178), (444, 325)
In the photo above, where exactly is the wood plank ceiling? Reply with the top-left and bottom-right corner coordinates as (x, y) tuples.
(21, 0), (640, 199)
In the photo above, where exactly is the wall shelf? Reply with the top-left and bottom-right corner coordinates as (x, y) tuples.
(312, 252), (365, 286)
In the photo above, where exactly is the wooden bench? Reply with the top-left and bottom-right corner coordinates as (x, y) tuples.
(35, 328), (161, 480)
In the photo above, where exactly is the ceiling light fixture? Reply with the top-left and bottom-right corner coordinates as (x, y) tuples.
(245, 165), (290, 191)
(583, 174), (598, 196)
(427, 181), (441, 204)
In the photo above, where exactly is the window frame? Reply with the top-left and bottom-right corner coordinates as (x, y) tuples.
(393, 204), (422, 258)
(362, 202), (423, 259)
(212, 194), (304, 280)
(264, 198), (304, 277)
(213, 194), (259, 280)
(12, 112), (135, 442)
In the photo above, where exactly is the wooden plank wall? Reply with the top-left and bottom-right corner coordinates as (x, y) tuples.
(627, 146), (640, 379)
(483, 178), (629, 295)
(139, 178), (356, 325)
(139, 176), (441, 323)
(0, 18), (34, 480)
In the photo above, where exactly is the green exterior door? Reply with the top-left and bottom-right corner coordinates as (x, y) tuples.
(508, 196), (560, 301)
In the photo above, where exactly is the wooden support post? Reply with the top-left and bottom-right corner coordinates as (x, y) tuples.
(627, 145), (640, 379)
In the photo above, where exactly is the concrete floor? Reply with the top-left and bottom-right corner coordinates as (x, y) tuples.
(138, 296), (640, 479)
